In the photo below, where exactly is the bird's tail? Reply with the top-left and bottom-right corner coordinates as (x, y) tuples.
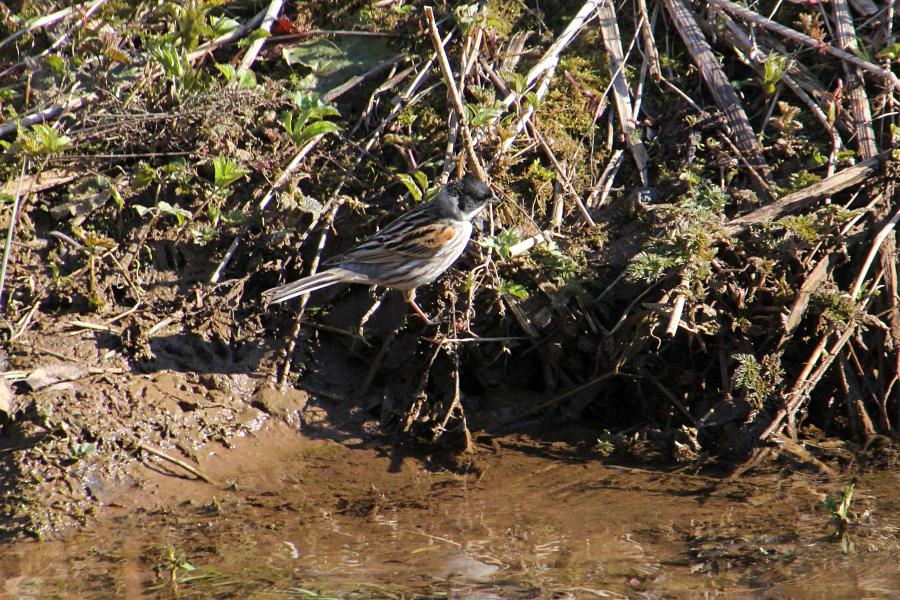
(262, 270), (343, 304)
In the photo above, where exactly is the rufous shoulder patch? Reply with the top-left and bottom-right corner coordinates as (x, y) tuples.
(422, 225), (456, 247)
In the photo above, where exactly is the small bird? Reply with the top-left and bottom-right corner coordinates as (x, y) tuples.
(262, 175), (496, 322)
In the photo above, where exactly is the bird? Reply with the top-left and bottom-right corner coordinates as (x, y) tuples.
(262, 175), (496, 323)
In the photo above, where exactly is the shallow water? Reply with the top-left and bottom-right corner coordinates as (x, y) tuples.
(1, 426), (898, 598)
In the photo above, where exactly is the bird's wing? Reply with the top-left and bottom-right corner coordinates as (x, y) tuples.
(328, 208), (463, 265)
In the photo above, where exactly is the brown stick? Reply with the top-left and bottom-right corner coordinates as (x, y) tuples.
(831, 0), (879, 159)
(663, 0), (771, 179)
(423, 6), (488, 182)
(724, 149), (890, 235)
(596, 0), (650, 185)
(839, 354), (877, 438)
(707, 0), (900, 91)
(138, 443), (219, 486)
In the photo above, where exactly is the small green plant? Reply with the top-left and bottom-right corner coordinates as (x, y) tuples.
(498, 278), (529, 299)
(158, 544), (197, 592)
(593, 430), (617, 457)
(732, 352), (784, 410)
(180, 156), (249, 245)
(68, 441), (97, 460)
(134, 201), (193, 226)
(9, 123), (71, 156)
(71, 225), (118, 310)
(532, 242), (580, 282)
(480, 229), (521, 260)
(824, 482), (856, 553)
(527, 158), (555, 183)
(454, 3), (502, 33)
(133, 158), (195, 193)
(811, 289), (860, 325)
(43, 54), (66, 76)
(788, 169), (822, 191)
(626, 251), (680, 283)
(761, 53), (786, 96)
(215, 63), (257, 88)
(778, 205), (863, 243)
(164, 0), (225, 50)
(208, 13), (238, 37)
(464, 102), (504, 126)
(397, 170), (434, 202)
(211, 156), (248, 189)
(150, 42), (203, 98)
(778, 215), (821, 243)
(281, 93), (341, 146)
(626, 179), (728, 287)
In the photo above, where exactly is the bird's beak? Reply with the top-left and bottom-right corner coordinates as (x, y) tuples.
(488, 194), (500, 204)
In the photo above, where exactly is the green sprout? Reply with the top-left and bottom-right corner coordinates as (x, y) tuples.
(281, 93), (341, 146)
(824, 482), (856, 553)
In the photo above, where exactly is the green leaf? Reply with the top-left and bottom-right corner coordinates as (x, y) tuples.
(498, 279), (529, 299)
(212, 156), (248, 188)
(397, 173), (422, 202)
(157, 201), (192, 225)
(247, 29), (271, 43)
(44, 54), (66, 74)
(469, 105), (503, 126)
(236, 68), (257, 89)
(209, 14), (239, 36)
(293, 120), (341, 146)
(282, 37), (397, 95)
(413, 170), (429, 193)
(877, 43), (900, 60)
(216, 63), (236, 80)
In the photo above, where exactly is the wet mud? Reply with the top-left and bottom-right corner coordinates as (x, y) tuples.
(2, 422), (899, 598)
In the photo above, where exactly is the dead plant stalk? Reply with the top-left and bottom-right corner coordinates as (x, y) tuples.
(0, 160), (28, 311)
(236, 0), (283, 77)
(707, 0), (900, 91)
(423, 6), (487, 181)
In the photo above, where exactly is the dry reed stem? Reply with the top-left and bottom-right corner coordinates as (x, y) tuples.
(707, 0), (900, 91)
(663, 0), (771, 178)
(236, 0), (283, 77)
(596, 0), (650, 185)
(138, 443), (219, 487)
(0, 3), (80, 51)
(724, 149), (891, 234)
(635, 0), (661, 80)
(0, 160), (28, 311)
(423, 6), (488, 182)
(850, 206), (900, 299)
(831, 0), (878, 159)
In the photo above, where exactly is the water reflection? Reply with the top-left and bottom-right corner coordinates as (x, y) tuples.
(1, 432), (898, 598)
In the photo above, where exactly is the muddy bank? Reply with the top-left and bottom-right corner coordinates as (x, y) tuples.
(2, 423), (899, 598)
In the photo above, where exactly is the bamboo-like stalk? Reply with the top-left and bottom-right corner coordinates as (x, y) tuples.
(663, 0), (771, 178)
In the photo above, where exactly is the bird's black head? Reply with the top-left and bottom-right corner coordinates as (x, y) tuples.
(449, 175), (495, 218)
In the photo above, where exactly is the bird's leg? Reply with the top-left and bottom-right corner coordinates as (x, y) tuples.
(403, 288), (435, 325)
(358, 286), (387, 338)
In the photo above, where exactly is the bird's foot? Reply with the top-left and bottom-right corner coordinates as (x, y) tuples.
(408, 298), (439, 325)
